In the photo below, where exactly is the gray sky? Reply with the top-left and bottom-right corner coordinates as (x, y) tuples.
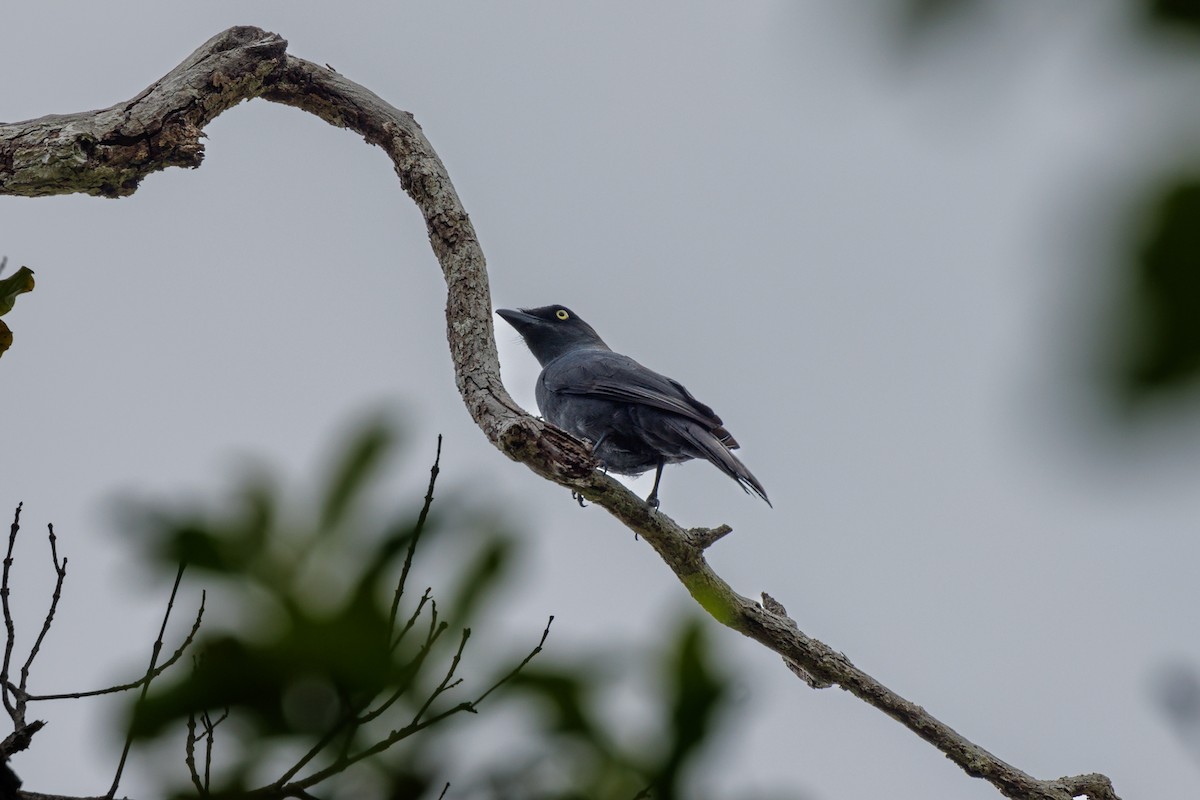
(3, 2), (1199, 797)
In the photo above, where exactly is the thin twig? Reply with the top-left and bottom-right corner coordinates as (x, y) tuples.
(1, 504), (23, 720)
(471, 617), (553, 708)
(264, 618), (551, 799)
(410, 628), (470, 726)
(17, 524), (68, 714)
(106, 562), (187, 799)
(388, 435), (441, 636)
(185, 713), (204, 795)
(362, 612), (448, 726)
(392, 588), (432, 653)
(273, 449), (451, 794)
(294, 621), (552, 793)
(279, 701), (475, 795)
(20, 591), (204, 701)
(274, 601), (448, 788)
(201, 709), (227, 791)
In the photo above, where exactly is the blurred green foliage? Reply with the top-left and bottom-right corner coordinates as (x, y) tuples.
(120, 418), (771, 800)
(1147, 0), (1200, 36)
(897, 0), (1200, 406)
(1120, 179), (1200, 396)
(903, 0), (1200, 37)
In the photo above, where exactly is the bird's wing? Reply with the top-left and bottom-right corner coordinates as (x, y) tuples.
(544, 351), (739, 445)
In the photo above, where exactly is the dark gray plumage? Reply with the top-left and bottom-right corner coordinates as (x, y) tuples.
(497, 305), (770, 508)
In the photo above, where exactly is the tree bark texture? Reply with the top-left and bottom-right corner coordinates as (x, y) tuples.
(0, 27), (1121, 800)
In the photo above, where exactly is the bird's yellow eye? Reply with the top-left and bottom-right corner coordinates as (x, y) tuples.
(555, 309), (569, 320)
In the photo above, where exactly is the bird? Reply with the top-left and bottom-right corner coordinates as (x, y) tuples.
(496, 305), (770, 508)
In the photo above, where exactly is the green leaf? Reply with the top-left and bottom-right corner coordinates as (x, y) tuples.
(0, 266), (33, 359)
(0, 266), (34, 317)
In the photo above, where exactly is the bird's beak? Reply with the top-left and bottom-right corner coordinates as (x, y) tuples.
(496, 308), (539, 332)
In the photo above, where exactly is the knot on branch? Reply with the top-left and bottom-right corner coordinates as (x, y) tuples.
(686, 524), (733, 550)
(210, 25), (287, 55)
(0, 719), (43, 759)
(1052, 773), (1119, 800)
(760, 593), (833, 689)
(497, 418), (598, 482)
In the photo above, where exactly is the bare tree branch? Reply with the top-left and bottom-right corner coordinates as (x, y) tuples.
(0, 28), (1122, 800)
(389, 436), (441, 640)
(0, 507), (203, 799)
(0, 506), (51, 762)
(2, 504), (25, 722)
(19, 591), (203, 702)
(18, 525), (66, 697)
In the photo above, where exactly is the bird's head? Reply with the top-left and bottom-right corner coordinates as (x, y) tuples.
(496, 305), (610, 366)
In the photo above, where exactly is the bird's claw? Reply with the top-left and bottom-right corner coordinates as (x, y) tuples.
(645, 494), (660, 510)
(571, 491), (588, 508)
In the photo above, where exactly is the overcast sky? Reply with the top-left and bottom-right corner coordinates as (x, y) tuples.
(3, 2), (1200, 798)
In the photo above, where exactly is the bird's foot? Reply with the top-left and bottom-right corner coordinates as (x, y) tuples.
(644, 492), (660, 510)
(571, 491), (588, 508)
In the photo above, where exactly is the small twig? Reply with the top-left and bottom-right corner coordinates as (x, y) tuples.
(471, 616), (553, 708)
(273, 447), (451, 796)
(20, 591), (204, 702)
(686, 524), (732, 551)
(17, 525), (68, 715)
(392, 588), (432, 653)
(388, 436), (442, 636)
(1, 504), (23, 720)
(106, 563), (187, 799)
(275, 701), (475, 796)
(275, 709), (355, 788)
(410, 628), (471, 726)
(274, 612), (450, 789)
(760, 593), (832, 689)
(262, 618), (553, 799)
(185, 713), (204, 795)
(363, 613), (448, 726)
(0, 256), (7, 277)
(201, 709), (227, 791)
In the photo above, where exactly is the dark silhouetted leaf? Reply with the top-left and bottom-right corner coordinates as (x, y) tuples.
(1146, 0), (1200, 36)
(1121, 178), (1200, 395)
(654, 620), (728, 800)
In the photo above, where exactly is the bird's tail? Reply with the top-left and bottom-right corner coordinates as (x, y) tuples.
(673, 419), (771, 507)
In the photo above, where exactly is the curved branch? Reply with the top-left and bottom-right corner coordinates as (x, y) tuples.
(0, 27), (1120, 800)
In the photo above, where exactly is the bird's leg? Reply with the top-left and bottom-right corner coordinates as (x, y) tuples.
(645, 461), (664, 509)
(589, 432), (608, 455)
(587, 435), (611, 475)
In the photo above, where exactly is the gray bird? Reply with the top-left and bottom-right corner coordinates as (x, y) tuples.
(497, 305), (770, 508)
